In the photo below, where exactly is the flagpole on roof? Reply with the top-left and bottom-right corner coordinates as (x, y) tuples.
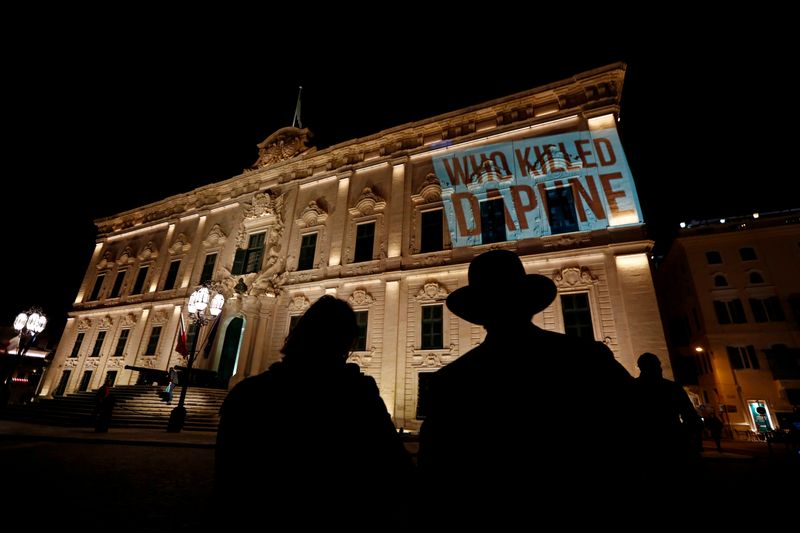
(292, 86), (303, 128)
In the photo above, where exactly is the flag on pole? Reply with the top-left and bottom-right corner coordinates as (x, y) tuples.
(175, 313), (189, 357)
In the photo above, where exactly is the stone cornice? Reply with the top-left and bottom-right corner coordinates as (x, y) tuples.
(95, 63), (626, 236)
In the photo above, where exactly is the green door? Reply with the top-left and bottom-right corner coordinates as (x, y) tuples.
(218, 317), (244, 386)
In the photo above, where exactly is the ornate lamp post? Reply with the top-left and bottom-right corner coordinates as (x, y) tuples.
(2, 308), (47, 406)
(167, 284), (224, 432)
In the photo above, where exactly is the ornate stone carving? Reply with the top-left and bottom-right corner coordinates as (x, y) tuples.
(169, 233), (191, 254)
(542, 234), (591, 249)
(298, 200), (328, 228)
(77, 318), (92, 331)
(552, 266), (599, 288)
(242, 190), (285, 222)
(349, 187), (386, 217)
(287, 295), (310, 313)
(118, 246), (135, 265)
(347, 349), (374, 367)
(121, 313), (138, 327)
(139, 241), (159, 260)
(96, 251), (114, 270)
(203, 224), (227, 247)
(416, 280), (449, 301)
(252, 127), (313, 168)
(348, 289), (375, 307)
(151, 310), (169, 324)
(64, 359), (79, 368)
(99, 315), (114, 329)
(85, 359), (100, 368)
(412, 173), (443, 204)
(141, 357), (156, 368)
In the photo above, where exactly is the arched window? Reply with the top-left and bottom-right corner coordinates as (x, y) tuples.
(713, 274), (728, 287)
(748, 271), (764, 284)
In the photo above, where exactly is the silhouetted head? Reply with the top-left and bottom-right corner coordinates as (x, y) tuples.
(637, 352), (663, 378)
(446, 250), (557, 328)
(281, 295), (358, 366)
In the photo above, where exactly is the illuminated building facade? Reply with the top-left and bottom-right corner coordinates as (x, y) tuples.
(656, 211), (800, 432)
(40, 63), (668, 430)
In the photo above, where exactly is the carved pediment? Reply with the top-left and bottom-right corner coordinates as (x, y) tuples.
(97, 251), (114, 270)
(287, 295), (310, 313)
(298, 201), (328, 228)
(99, 315), (114, 329)
(169, 233), (191, 254)
(77, 318), (92, 331)
(203, 224), (228, 247)
(139, 241), (159, 260)
(118, 247), (135, 265)
(151, 310), (169, 324)
(349, 187), (386, 216)
(416, 281), (449, 301)
(120, 313), (138, 327)
(252, 127), (314, 169)
(348, 288), (375, 307)
(552, 266), (599, 288)
(412, 173), (442, 204)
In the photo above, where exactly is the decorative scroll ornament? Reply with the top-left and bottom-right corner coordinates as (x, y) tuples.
(121, 313), (138, 327)
(151, 310), (169, 324)
(251, 127), (314, 169)
(118, 247), (135, 265)
(413, 173), (443, 204)
(99, 315), (114, 329)
(552, 266), (599, 288)
(415, 281), (449, 301)
(97, 251), (114, 270)
(298, 201), (328, 228)
(77, 318), (92, 331)
(348, 289), (375, 307)
(203, 224), (228, 247)
(350, 187), (386, 216)
(287, 295), (310, 313)
(169, 233), (191, 254)
(139, 241), (159, 260)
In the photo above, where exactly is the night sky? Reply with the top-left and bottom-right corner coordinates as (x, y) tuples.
(3, 18), (794, 342)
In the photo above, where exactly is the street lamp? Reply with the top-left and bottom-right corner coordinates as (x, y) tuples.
(167, 284), (225, 432)
(2, 307), (47, 406)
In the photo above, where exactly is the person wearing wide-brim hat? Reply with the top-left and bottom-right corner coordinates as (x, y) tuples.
(417, 249), (638, 514)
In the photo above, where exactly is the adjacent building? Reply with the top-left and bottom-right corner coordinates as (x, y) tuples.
(40, 63), (668, 430)
(656, 210), (800, 433)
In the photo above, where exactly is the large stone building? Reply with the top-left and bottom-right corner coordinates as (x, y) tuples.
(656, 210), (800, 433)
(40, 63), (668, 430)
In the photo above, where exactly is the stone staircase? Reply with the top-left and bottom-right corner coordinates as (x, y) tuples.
(1, 385), (229, 431)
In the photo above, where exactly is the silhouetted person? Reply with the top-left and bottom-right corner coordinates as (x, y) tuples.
(704, 412), (724, 452)
(93, 379), (115, 433)
(633, 352), (703, 483)
(163, 366), (178, 403)
(417, 250), (637, 514)
(215, 295), (412, 517)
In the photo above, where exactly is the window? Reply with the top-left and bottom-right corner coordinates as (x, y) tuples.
(232, 232), (266, 275)
(70, 332), (85, 358)
(739, 247), (757, 261)
(420, 209), (444, 253)
(163, 260), (181, 291)
(421, 304), (443, 349)
(713, 274), (728, 287)
(416, 372), (434, 420)
(749, 271), (764, 284)
(480, 197), (507, 244)
(200, 253), (218, 283)
(705, 251), (722, 264)
(353, 311), (368, 351)
(109, 270), (126, 298)
(131, 266), (149, 295)
(297, 233), (318, 271)
(114, 329), (130, 357)
(90, 331), (106, 357)
(289, 315), (302, 333)
(713, 299), (747, 324)
(78, 370), (93, 392)
(727, 345), (760, 370)
(54, 370), (71, 396)
(764, 296), (785, 321)
(750, 298), (768, 323)
(104, 371), (117, 386)
(354, 222), (375, 263)
(545, 186), (579, 234)
(561, 293), (594, 339)
(89, 274), (106, 301)
(146, 326), (162, 355)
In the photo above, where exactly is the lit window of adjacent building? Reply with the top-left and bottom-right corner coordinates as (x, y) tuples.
(416, 372), (434, 420)
(561, 293), (594, 339)
(297, 233), (318, 271)
(232, 232), (266, 275)
(421, 304), (443, 349)
(713, 299), (747, 324)
(480, 197), (507, 244)
(90, 331), (106, 357)
(131, 266), (149, 295)
(727, 345), (760, 370)
(163, 260), (181, 291)
(545, 186), (579, 234)
(89, 274), (106, 301)
(200, 253), (217, 283)
(354, 311), (368, 351)
(146, 326), (162, 355)
(420, 209), (444, 253)
(109, 270), (126, 298)
(70, 332), (85, 358)
(749, 296), (785, 322)
(713, 274), (728, 287)
(705, 251), (722, 265)
(354, 222), (375, 263)
(114, 329), (130, 357)
(739, 247), (757, 261)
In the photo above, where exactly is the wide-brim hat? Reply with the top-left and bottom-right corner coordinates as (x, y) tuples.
(446, 250), (557, 325)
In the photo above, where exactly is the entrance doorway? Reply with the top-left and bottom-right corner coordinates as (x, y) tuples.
(218, 317), (244, 387)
